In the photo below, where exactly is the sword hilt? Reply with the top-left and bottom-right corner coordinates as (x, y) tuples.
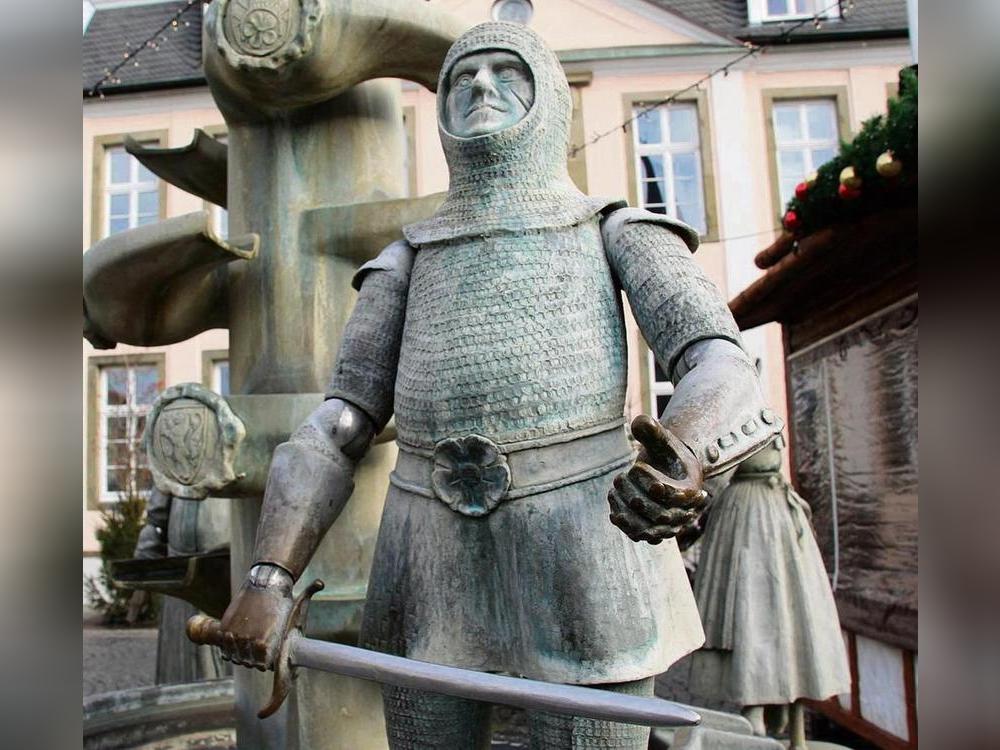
(186, 579), (325, 719)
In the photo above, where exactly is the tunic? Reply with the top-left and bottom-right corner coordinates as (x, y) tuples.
(352, 216), (708, 684)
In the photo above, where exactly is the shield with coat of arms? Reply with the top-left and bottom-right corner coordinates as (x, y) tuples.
(153, 399), (215, 486)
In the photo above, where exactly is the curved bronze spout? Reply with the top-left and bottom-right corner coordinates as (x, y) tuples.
(83, 211), (258, 348)
(204, 0), (466, 115)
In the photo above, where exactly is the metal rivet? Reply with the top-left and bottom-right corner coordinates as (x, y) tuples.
(742, 419), (758, 435)
(718, 433), (735, 449)
(706, 445), (720, 462)
(761, 408), (775, 425)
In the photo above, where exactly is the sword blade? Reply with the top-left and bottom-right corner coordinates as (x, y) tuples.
(289, 635), (700, 727)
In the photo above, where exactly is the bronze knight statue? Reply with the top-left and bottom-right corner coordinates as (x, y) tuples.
(207, 22), (781, 749)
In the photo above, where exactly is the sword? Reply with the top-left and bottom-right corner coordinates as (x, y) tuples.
(187, 579), (700, 727)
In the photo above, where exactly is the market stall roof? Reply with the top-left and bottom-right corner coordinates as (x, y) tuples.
(729, 205), (916, 345)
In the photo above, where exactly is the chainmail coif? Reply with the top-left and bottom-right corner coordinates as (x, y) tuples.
(403, 22), (613, 245)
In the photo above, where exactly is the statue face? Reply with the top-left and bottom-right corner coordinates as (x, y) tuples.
(444, 51), (534, 138)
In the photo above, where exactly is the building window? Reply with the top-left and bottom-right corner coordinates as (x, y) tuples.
(202, 349), (230, 395)
(205, 129), (229, 238)
(213, 360), (230, 395)
(647, 353), (674, 418)
(772, 99), (840, 208)
(631, 102), (707, 236)
(754, 0), (841, 23)
(104, 144), (160, 237)
(402, 108), (417, 198)
(95, 361), (162, 503)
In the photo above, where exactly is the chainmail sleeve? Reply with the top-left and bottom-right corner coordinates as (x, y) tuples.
(325, 240), (415, 432)
(602, 208), (742, 379)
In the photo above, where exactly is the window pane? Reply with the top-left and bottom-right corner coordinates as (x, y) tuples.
(138, 190), (158, 215)
(645, 205), (667, 215)
(774, 105), (802, 143)
(134, 414), (148, 441)
(106, 416), (127, 440)
(672, 151), (698, 181)
(108, 217), (129, 235)
(811, 146), (836, 169)
(655, 394), (671, 418)
(137, 162), (157, 183)
(216, 362), (230, 396)
(109, 194), (129, 217)
(668, 106), (697, 144)
(653, 358), (669, 383)
(806, 102), (837, 140)
(676, 199), (706, 235)
(109, 148), (129, 184)
(106, 441), (130, 467)
(767, 0), (788, 15)
(105, 368), (127, 405)
(642, 180), (667, 206)
(635, 108), (661, 145)
(639, 155), (664, 181)
(779, 149), (806, 180)
(134, 468), (154, 492)
(134, 366), (159, 405)
(136, 215), (157, 227)
(106, 470), (124, 494)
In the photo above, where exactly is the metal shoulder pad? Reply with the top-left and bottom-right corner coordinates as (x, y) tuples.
(601, 206), (700, 254)
(663, 339), (784, 477)
(351, 239), (416, 291)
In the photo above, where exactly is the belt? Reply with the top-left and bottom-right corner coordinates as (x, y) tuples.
(390, 421), (634, 518)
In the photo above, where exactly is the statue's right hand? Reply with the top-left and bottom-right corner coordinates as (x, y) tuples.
(215, 564), (295, 671)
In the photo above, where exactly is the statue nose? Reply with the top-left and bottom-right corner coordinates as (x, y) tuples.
(470, 67), (498, 96)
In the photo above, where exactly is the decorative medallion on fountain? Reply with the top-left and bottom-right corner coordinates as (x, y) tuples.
(224, 0), (298, 56)
(215, 0), (321, 69)
(144, 382), (246, 500)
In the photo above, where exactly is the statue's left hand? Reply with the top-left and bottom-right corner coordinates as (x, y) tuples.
(607, 415), (707, 544)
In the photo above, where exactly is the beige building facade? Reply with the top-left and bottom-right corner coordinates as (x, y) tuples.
(82, 0), (911, 592)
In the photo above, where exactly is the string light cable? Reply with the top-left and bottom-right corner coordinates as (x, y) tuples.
(87, 0), (204, 99)
(569, 0), (857, 158)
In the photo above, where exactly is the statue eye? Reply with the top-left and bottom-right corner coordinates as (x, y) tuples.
(496, 66), (521, 82)
(455, 74), (473, 88)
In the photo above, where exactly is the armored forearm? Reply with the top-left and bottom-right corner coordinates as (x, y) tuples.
(663, 338), (782, 477)
(252, 242), (413, 579)
(252, 398), (375, 580)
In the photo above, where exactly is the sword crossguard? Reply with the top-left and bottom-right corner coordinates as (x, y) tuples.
(185, 578), (325, 720)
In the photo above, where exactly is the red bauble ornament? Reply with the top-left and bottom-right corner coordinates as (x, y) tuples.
(794, 181), (810, 200)
(838, 183), (861, 200)
(783, 210), (801, 231)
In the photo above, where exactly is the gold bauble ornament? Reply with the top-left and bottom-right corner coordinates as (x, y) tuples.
(876, 150), (903, 178)
(805, 170), (818, 189)
(839, 166), (862, 190)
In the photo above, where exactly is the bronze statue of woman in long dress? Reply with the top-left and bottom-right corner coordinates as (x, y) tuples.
(690, 437), (851, 749)
(205, 21), (781, 749)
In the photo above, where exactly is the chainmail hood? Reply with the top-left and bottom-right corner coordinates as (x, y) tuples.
(403, 22), (617, 245)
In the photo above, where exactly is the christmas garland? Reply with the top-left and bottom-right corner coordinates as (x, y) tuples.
(781, 66), (917, 237)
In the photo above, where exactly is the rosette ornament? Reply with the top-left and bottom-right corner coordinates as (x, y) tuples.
(432, 434), (511, 517)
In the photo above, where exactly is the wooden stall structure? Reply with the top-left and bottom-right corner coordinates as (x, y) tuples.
(730, 204), (917, 749)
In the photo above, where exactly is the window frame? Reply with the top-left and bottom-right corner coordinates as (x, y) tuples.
(201, 124), (229, 238)
(90, 130), (168, 245)
(86, 353), (165, 509)
(762, 86), (851, 221)
(622, 89), (719, 242)
(401, 106), (418, 198)
(566, 71), (592, 193)
(201, 348), (230, 395)
(749, 0), (842, 24)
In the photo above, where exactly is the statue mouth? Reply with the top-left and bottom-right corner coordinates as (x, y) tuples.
(465, 102), (506, 116)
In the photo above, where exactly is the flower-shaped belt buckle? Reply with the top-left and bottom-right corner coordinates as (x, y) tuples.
(431, 434), (511, 517)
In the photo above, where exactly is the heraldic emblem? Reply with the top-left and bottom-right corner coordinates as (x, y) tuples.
(144, 382), (246, 499)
